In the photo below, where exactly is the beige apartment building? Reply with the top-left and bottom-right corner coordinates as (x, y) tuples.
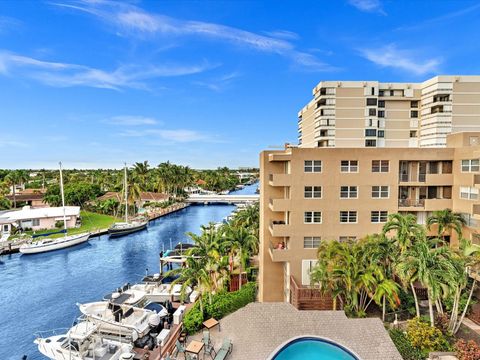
(259, 132), (480, 307)
(298, 76), (480, 149)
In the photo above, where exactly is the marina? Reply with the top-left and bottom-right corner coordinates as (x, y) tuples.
(0, 184), (257, 360)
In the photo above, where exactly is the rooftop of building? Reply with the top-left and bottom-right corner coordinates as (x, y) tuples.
(189, 302), (401, 360)
(0, 206), (80, 222)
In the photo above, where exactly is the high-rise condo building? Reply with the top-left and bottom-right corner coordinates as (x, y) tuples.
(260, 74), (480, 308)
(298, 76), (480, 149)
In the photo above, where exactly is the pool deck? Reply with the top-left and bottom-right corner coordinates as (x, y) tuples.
(189, 302), (402, 360)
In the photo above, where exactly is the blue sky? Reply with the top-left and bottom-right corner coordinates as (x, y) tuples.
(0, 0), (479, 169)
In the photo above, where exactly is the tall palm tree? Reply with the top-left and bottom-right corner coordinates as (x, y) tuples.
(382, 213), (424, 253)
(427, 209), (467, 244)
(132, 161), (150, 191)
(4, 171), (20, 208)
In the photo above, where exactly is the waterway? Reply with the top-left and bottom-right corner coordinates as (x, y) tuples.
(0, 183), (257, 360)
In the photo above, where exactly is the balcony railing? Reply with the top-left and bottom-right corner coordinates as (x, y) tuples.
(289, 276), (335, 310)
(398, 199), (425, 208)
(399, 173), (426, 182)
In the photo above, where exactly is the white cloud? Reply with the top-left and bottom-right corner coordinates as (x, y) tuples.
(0, 50), (213, 90)
(105, 115), (159, 126)
(348, 0), (386, 15)
(53, 0), (334, 72)
(0, 15), (22, 34)
(360, 44), (441, 75)
(0, 138), (29, 148)
(193, 71), (241, 92)
(116, 128), (212, 143)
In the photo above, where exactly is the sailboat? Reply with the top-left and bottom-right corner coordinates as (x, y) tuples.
(19, 162), (91, 254)
(108, 164), (148, 237)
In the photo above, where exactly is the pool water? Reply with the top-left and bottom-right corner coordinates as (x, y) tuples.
(272, 338), (358, 360)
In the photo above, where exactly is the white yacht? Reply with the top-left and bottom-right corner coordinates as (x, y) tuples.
(78, 301), (166, 338)
(130, 281), (193, 303)
(20, 162), (90, 254)
(103, 287), (149, 308)
(35, 321), (135, 360)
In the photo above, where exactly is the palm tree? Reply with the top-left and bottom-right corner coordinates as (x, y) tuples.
(4, 171), (20, 208)
(427, 209), (467, 245)
(382, 213), (424, 253)
(397, 238), (456, 326)
(132, 161), (150, 191)
(223, 224), (258, 289)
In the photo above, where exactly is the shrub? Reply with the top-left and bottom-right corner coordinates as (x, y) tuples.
(406, 317), (451, 356)
(183, 303), (204, 334)
(388, 329), (423, 360)
(183, 282), (257, 334)
(455, 339), (480, 360)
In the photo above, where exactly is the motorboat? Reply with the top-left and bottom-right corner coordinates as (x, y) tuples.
(130, 282), (192, 303)
(35, 321), (135, 360)
(108, 164), (148, 238)
(103, 285), (149, 308)
(20, 232), (90, 254)
(78, 301), (166, 339)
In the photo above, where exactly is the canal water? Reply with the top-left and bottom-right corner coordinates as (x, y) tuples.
(0, 184), (257, 360)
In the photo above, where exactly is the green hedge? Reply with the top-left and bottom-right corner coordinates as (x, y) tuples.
(183, 282), (257, 334)
(389, 329), (423, 360)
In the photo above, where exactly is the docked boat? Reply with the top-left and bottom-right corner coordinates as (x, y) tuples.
(20, 162), (91, 255)
(130, 282), (193, 303)
(35, 321), (135, 360)
(103, 285), (150, 308)
(108, 164), (148, 238)
(20, 232), (90, 254)
(78, 301), (166, 338)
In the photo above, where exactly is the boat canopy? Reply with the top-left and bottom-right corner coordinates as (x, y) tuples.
(32, 229), (66, 239)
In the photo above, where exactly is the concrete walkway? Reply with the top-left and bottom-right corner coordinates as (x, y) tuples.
(189, 302), (401, 360)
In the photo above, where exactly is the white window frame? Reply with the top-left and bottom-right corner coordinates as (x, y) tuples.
(304, 211), (322, 224)
(340, 211), (357, 223)
(304, 160), (322, 173)
(371, 211), (388, 223)
(32, 219), (40, 226)
(340, 186), (358, 199)
(460, 186), (479, 200)
(372, 186), (389, 199)
(340, 160), (359, 173)
(303, 237), (321, 249)
(461, 159), (480, 173)
(304, 186), (322, 199)
(372, 160), (389, 173)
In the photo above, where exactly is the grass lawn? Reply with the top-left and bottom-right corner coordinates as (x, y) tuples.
(9, 211), (121, 240)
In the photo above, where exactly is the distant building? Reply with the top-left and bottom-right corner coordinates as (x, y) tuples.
(298, 75), (480, 149)
(0, 206), (80, 234)
(96, 191), (170, 208)
(6, 189), (47, 208)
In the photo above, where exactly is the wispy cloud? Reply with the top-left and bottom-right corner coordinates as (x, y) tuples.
(193, 72), (241, 92)
(263, 30), (300, 40)
(0, 137), (29, 148)
(105, 115), (159, 126)
(53, 0), (335, 72)
(0, 15), (22, 34)
(0, 50), (213, 90)
(116, 128), (214, 143)
(359, 44), (441, 75)
(348, 0), (386, 15)
(396, 2), (480, 31)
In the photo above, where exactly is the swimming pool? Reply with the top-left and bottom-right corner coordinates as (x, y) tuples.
(270, 337), (359, 360)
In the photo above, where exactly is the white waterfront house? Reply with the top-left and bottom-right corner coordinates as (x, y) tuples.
(0, 206), (81, 235)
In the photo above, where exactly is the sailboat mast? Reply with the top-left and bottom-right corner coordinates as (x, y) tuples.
(124, 163), (128, 223)
(59, 162), (67, 236)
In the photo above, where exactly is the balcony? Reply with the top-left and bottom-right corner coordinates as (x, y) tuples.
(399, 173), (426, 184)
(268, 173), (291, 187)
(290, 276), (335, 310)
(473, 174), (480, 188)
(425, 173), (453, 186)
(268, 221), (290, 237)
(268, 241), (290, 262)
(398, 198), (425, 211)
(424, 198), (452, 211)
(268, 198), (291, 212)
(268, 152), (291, 162)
